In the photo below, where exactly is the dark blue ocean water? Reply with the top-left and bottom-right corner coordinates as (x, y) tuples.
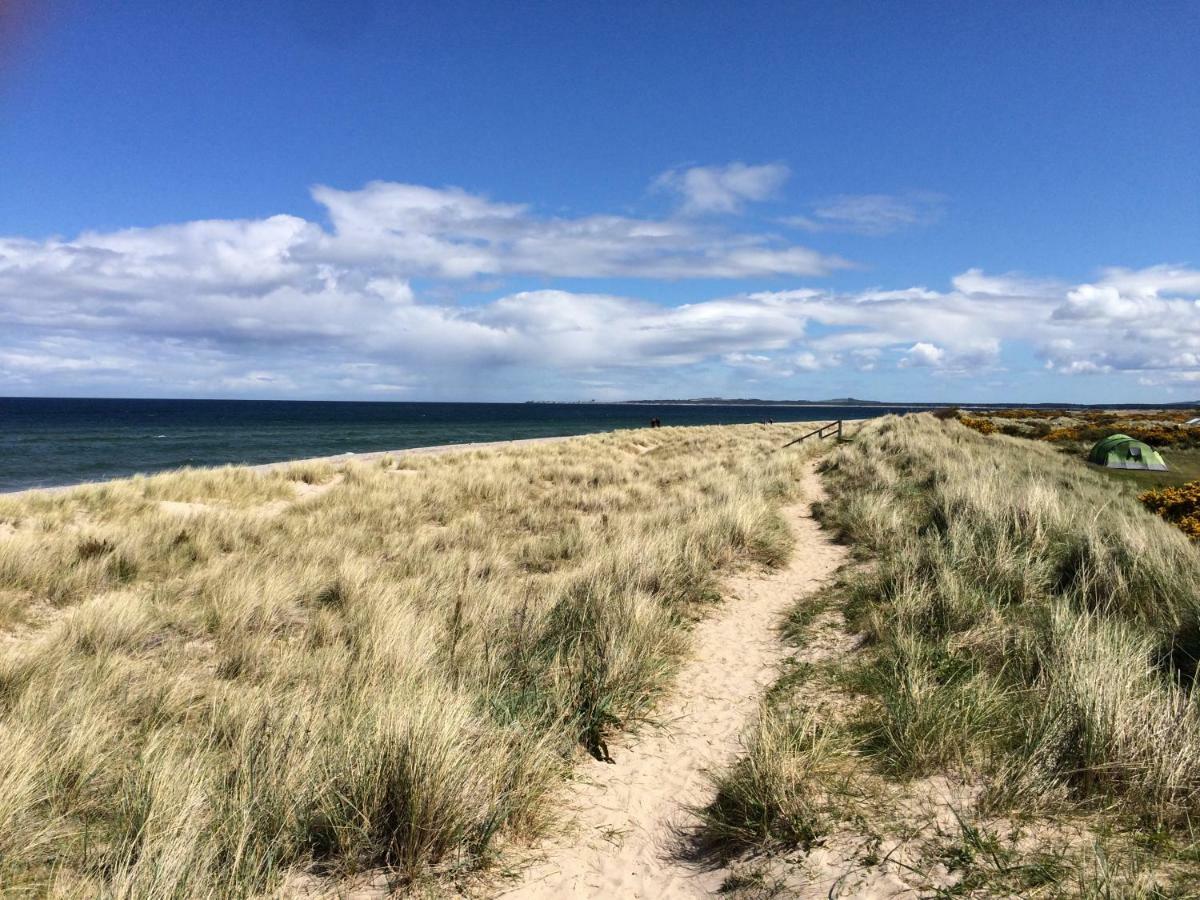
(0, 397), (916, 493)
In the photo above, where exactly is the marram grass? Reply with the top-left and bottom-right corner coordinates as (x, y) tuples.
(700, 414), (1200, 895)
(818, 413), (1200, 820)
(0, 425), (813, 896)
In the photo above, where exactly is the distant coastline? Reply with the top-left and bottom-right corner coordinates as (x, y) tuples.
(528, 398), (1200, 410)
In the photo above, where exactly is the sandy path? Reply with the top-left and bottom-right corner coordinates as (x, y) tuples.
(499, 461), (847, 899)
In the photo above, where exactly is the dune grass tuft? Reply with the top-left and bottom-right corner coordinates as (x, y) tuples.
(695, 702), (850, 859)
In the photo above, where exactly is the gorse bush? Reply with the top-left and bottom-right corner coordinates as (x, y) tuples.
(951, 407), (1200, 450)
(0, 426), (812, 896)
(818, 416), (1200, 822)
(1140, 481), (1200, 540)
(957, 415), (996, 435)
(1042, 424), (1200, 447)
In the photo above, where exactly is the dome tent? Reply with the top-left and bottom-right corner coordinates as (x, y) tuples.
(1088, 434), (1168, 471)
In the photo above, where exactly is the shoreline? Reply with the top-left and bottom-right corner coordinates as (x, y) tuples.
(0, 434), (587, 499)
(1, 419), (864, 500)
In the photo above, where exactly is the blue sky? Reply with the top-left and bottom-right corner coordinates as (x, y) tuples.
(1, 0), (1198, 402)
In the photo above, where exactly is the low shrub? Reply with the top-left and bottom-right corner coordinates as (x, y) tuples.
(1140, 481), (1200, 540)
(1042, 423), (1200, 449)
(959, 416), (997, 435)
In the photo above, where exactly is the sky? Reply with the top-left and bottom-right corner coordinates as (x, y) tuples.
(1, 0), (1198, 403)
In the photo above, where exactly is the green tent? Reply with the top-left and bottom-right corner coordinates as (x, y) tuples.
(1088, 434), (1168, 471)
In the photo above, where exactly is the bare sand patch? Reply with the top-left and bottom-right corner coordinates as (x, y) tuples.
(156, 473), (345, 520)
(292, 476), (342, 499)
(158, 500), (213, 517)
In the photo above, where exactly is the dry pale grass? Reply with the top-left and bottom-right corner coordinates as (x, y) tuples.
(701, 414), (1200, 897)
(0, 424), (812, 896)
(819, 414), (1200, 820)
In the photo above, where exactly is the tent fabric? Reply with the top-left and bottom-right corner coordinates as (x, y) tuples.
(1087, 434), (1169, 471)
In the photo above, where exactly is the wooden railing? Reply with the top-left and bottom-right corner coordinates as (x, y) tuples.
(781, 419), (843, 448)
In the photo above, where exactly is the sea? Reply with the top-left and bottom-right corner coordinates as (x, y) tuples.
(0, 397), (922, 493)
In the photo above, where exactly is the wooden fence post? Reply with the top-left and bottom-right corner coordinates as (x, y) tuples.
(781, 419), (845, 449)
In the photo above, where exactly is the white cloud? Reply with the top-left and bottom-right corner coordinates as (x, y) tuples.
(1, 176), (1198, 398)
(896, 340), (999, 374)
(0, 178), (850, 368)
(849, 348), (881, 372)
(476, 290), (810, 368)
(900, 342), (945, 368)
(951, 268), (1057, 297)
(0, 349), (138, 374)
(653, 162), (791, 215)
(722, 352), (792, 378)
(0, 182), (847, 330)
(792, 352), (823, 371)
(313, 176), (840, 278)
(784, 191), (945, 236)
(1041, 267), (1200, 379)
(743, 265), (1199, 386)
(8, 259), (1199, 396)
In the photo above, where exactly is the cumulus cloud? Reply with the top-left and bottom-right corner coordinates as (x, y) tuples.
(652, 162), (791, 215)
(1, 191), (841, 318)
(784, 191), (945, 236)
(1, 176), (1197, 398)
(0, 170), (836, 397)
(791, 352), (825, 372)
(900, 342), (945, 368)
(741, 265), (1199, 386)
(0, 178), (851, 382)
(4, 258), (1196, 395)
(1042, 266), (1200, 378)
(895, 339), (999, 374)
(0, 181), (847, 320)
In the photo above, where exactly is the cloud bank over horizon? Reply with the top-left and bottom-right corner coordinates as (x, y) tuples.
(2, 170), (1198, 403)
